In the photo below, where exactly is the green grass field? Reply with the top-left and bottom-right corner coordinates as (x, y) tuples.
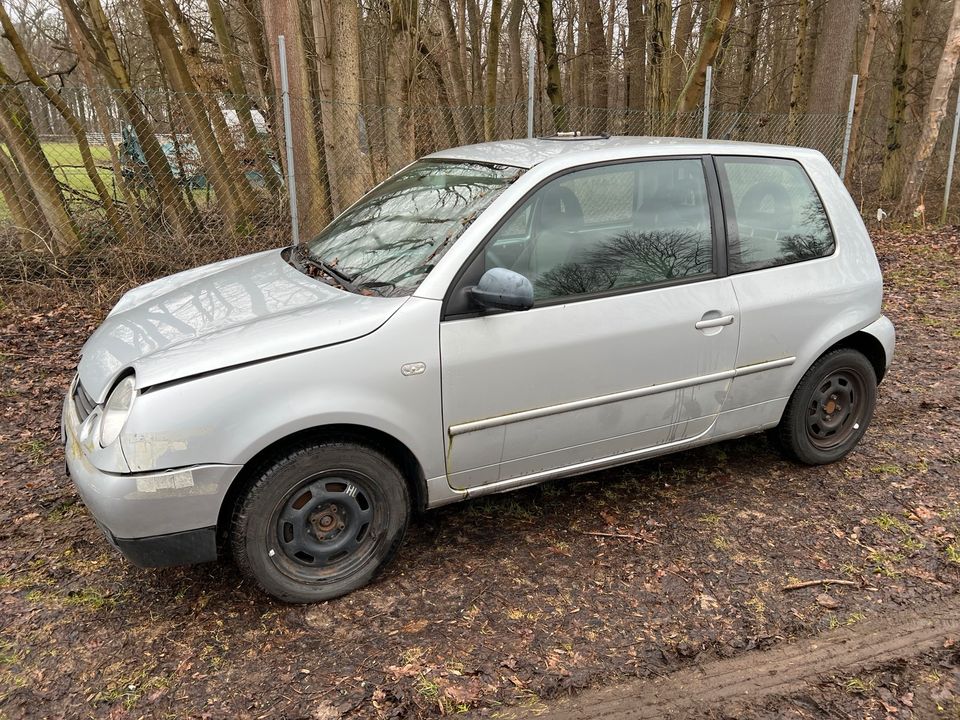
(0, 142), (227, 226)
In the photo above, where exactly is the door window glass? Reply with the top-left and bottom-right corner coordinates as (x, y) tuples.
(485, 159), (713, 301)
(716, 157), (835, 272)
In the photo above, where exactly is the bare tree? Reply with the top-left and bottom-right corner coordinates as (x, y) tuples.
(845, 0), (881, 184)
(675, 0), (735, 113)
(537, 0), (568, 131)
(898, 0), (960, 217)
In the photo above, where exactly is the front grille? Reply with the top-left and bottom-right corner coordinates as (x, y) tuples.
(73, 378), (96, 422)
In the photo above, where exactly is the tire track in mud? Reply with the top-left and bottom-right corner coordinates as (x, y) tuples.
(536, 593), (960, 719)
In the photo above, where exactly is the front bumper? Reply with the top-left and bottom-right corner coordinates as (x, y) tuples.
(63, 378), (242, 567)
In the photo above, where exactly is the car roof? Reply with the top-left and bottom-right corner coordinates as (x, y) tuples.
(426, 136), (822, 169)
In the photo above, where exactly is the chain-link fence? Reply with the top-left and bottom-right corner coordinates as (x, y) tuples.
(0, 82), (855, 303)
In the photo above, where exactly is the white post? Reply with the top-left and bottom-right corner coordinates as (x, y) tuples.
(527, 45), (535, 139)
(942, 84), (960, 224)
(701, 66), (713, 139)
(278, 34), (300, 246)
(839, 74), (859, 180)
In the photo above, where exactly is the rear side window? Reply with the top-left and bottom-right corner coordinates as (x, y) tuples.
(716, 157), (835, 273)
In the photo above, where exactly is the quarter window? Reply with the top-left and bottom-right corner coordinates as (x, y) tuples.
(716, 157), (835, 273)
(484, 159), (713, 301)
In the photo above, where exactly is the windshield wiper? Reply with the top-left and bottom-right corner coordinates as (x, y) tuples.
(294, 245), (360, 293)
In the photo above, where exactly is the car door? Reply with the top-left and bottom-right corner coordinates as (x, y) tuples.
(439, 157), (742, 490)
(712, 156), (842, 432)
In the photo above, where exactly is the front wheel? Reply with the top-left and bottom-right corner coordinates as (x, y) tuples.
(774, 348), (877, 465)
(231, 440), (410, 603)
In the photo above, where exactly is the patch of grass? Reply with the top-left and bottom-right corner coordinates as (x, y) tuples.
(699, 513), (723, 526)
(873, 512), (911, 535)
(416, 675), (440, 698)
(839, 562), (861, 577)
(64, 588), (112, 611)
(16, 438), (48, 466)
(0, 640), (21, 666)
(845, 675), (877, 694)
(870, 463), (903, 477)
(47, 499), (78, 522)
(902, 537), (926, 552)
(91, 668), (169, 711)
(946, 544), (960, 565)
(712, 535), (730, 551)
(868, 549), (904, 578)
(745, 596), (766, 623)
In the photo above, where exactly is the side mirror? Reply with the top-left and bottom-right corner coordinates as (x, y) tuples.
(468, 267), (534, 311)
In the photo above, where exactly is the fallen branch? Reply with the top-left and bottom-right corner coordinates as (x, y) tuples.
(584, 531), (657, 544)
(782, 578), (858, 592)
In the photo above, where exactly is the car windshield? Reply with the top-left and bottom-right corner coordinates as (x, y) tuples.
(303, 160), (524, 295)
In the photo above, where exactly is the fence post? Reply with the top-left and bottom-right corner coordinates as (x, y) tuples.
(278, 34), (300, 246)
(527, 45), (535, 139)
(701, 66), (712, 139)
(839, 74), (858, 180)
(941, 85), (960, 224)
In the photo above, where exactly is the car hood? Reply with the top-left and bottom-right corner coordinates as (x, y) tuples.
(77, 249), (407, 401)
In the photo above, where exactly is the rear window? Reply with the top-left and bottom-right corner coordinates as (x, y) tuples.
(716, 157), (835, 273)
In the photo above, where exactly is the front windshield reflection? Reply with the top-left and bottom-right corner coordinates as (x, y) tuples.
(305, 160), (524, 295)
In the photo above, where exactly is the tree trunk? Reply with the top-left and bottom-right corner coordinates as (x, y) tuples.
(0, 3), (128, 245)
(385, 0), (418, 165)
(844, 0), (881, 184)
(0, 65), (80, 256)
(507, 0), (524, 105)
(159, 0), (261, 215)
(537, 0), (568, 131)
(807, 0), (859, 115)
(61, 0), (193, 236)
(438, 0), (479, 141)
(262, 0), (332, 231)
(466, 0), (483, 102)
(898, 0), (960, 217)
(880, 0), (929, 199)
(625, 0), (646, 128)
(675, 0), (735, 113)
(484, 0), (503, 140)
(330, 0), (375, 207)
(208, 0), (281, 195)
(584, 0), (608, 110)
(142, 0), (249, 228)
(736, 0), (763, 113)
(647, 0), (671, 126)
(786, 0), (810, 144)
(0, 131), (51, 247)
(670, 0), (695, 106)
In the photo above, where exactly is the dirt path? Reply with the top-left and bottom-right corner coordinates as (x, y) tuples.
(533, 593), (960, 719)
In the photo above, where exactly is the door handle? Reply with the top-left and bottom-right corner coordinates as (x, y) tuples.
(695, 314), (735, 330)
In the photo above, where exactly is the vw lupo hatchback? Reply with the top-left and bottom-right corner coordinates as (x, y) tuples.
(64, 137), (895, 602)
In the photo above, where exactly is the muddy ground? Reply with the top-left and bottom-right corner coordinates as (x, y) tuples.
(0, 229), (958, 719)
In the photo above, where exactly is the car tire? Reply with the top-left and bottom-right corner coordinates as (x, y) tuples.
(774, 348), (877, 465)
(231, 440), (410, 603)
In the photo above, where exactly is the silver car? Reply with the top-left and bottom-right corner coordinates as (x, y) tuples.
(63, 137), (895, 602)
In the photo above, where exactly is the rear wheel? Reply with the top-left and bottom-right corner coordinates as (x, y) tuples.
(231, 440), (409, 603)
(774, 348), (877, 465)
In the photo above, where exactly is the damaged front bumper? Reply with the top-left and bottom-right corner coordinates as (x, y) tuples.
(62, 379), (241, 567)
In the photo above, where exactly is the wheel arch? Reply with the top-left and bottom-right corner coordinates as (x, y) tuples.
(216, 424), (428, 551)
(824, 330), (888, 384)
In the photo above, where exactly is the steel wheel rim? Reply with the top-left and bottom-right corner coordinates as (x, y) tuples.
(267, 470), (386, 583)
(805, 367), (867, 450)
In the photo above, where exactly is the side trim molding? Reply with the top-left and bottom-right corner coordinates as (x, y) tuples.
(448, 356), (795, 437)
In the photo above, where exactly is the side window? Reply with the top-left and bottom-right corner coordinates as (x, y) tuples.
(716, 157), (835, 273)
(485, 159), (713, 301)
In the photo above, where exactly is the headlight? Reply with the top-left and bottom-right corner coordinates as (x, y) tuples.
(100, 375), (136, 447)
